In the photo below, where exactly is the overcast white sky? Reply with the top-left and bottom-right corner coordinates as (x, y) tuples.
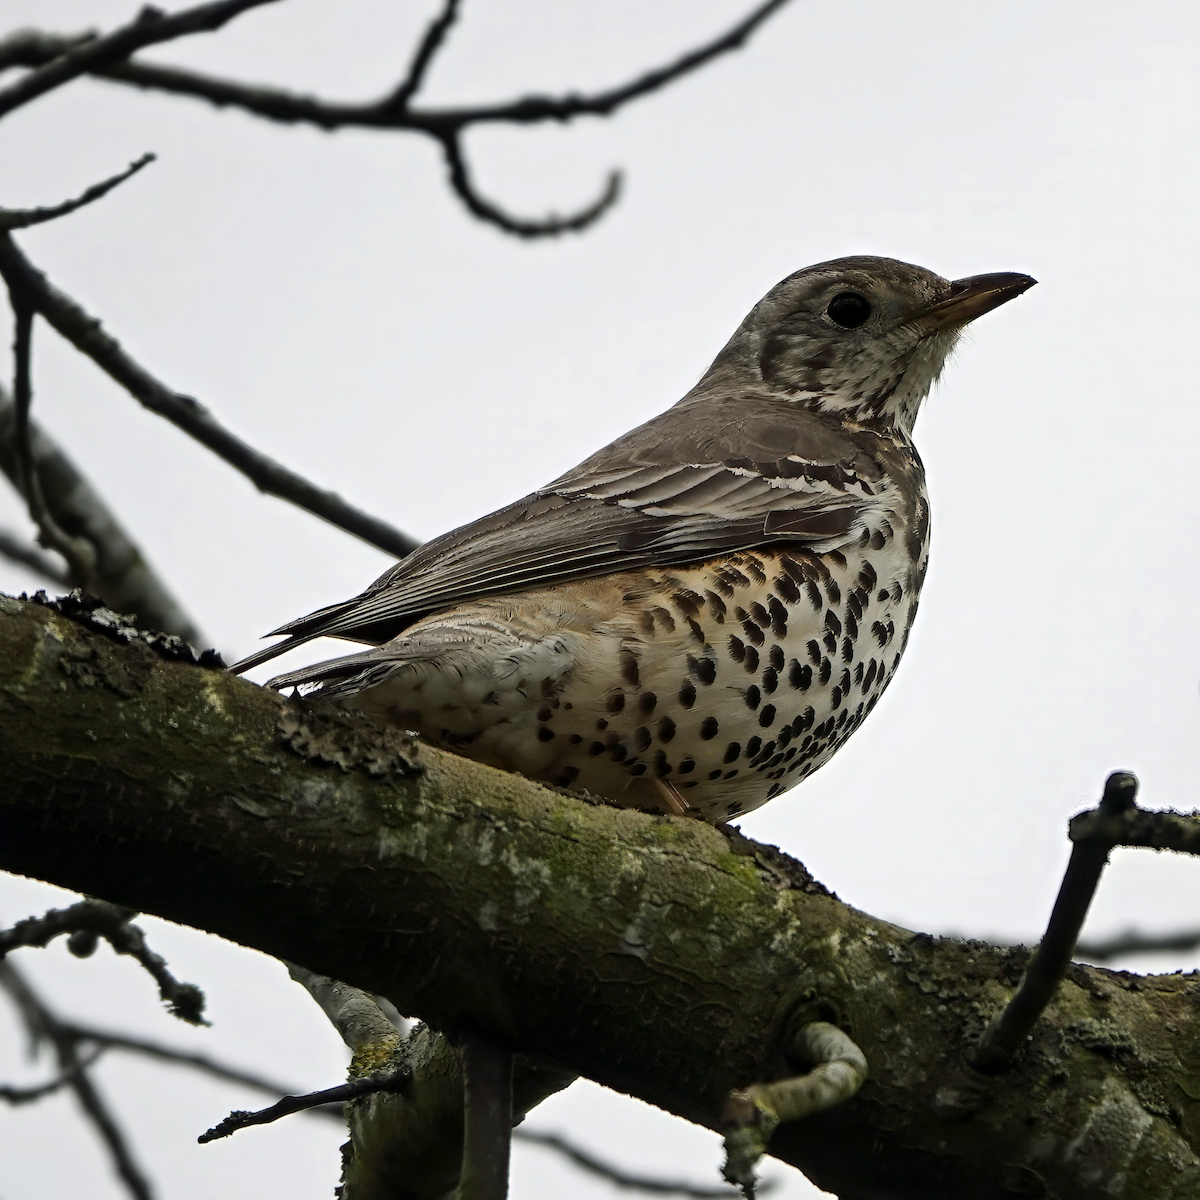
(2, 2), (1200, 1198)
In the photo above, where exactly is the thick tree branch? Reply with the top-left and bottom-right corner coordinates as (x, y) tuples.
(0, 233), (419, 559)
(0, 384), (203, 642)
(1, 594), (1199, 1200)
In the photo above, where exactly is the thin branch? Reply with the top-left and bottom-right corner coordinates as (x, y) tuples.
(972, 771), (1141, 1075)
(198, 1069), (408, 1143)
(440, 132), (620, 238)
(0, 899), (207, 1025)
(0, 3), (792, 237)
(385, 0), (461, 112)
(0, 524), (67, 583)
(0, 0), (281, 120)
(0, 961), (155, 1200)
(0, 383), (203, 641)
(8, 285), (98, 582)
(0, 231), (419, 559)
(0, 154), (154, 231)
(459, 1032), (514, 1200)
(516, 1130), (748, 1198)
(1, 1046), (104, 1104)
(1076, 927), (1200, 962)
(1069, 800), (1200, 856)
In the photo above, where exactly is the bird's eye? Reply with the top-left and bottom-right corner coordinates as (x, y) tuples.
(826, 292), (872, 329)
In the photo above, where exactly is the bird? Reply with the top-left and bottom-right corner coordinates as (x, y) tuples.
(233, 257), (1034, 823)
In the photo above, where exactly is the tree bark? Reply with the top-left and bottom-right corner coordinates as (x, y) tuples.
(1, 594), (1198, 1200)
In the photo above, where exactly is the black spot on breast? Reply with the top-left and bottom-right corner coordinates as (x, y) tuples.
(805, 581), (823, 610)
(825, 579), (841, 606)
(632, 726), (652, 752)
(743, 645), (759, 673)
(869, 529), (886, 550)
(728, 636), (747, 663)
(806, 640), (822, 665)
(607, 692), (625, 713)
(629, 763), (648, 776)
(658, 716), (676, 743)
(610, 744), (628, 762)
(758, 704), (777, 728)
(766, 783), (783, 799)
(864, 660), (877, 689)
(652, 749), (671, 776)
(689, 655), (717, 685)
(724, 769), (739, 779)
(768, 597), (788, 637)
(678, 758), (695, 774)
(819, 658), (832, 685)
(705, 590), (727, 621)
(848, 592), (864, 622)
(651, 606), (676, 632)
(825, 610), (842, 637)
(569, 733), (583, 744)
(708, 768), (723, 780)
(845, 611), (858, 639)
(830, 687), (842, 708)
(841, 637), (854, 664)
(762, 667), (778, 694)
(878, 589), (890, 602)
(588, 741), (606, 756)
(639, 691), (658, 714)
(858, 561), (878, 591)
(724, 742), (741, 763)
(746, 735), (763, 757)
(775, 573), (801, 604)
(853, 663), (864, 685)
(620, 649), (640, 687)
(793, 707), (815, 734)
(777, 726), (793, 748)
(872, 621), (889, 647)
(537, 726), (555, 742)
(700, 716), (719, 739)
(744, 685), (761, 710)
(741, 618), (766, 646)
(679, 680), (697, 708)
(823, 632), (837, 654)
(789, 660), (812, 690)
(726, 800), (744, 815)
(769, 644), (785, 669)
(553, 765), (580, 786)
(826, 550), (847, 569)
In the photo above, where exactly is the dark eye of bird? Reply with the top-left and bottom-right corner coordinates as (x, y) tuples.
(826, 292), (872, 329)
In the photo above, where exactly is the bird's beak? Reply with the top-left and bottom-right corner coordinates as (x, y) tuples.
(913, 272), (1037, 331)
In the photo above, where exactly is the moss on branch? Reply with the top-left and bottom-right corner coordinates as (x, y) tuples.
(1, 594), (1198, 1199)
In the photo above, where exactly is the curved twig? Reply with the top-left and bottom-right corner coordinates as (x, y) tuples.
(441, 133), (621, 238)
(384, 0), (461, 112)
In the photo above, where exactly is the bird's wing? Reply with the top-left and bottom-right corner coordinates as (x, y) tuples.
(231, 398), (898, 675)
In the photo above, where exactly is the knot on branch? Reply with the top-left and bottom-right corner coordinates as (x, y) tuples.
(278, 706), (423, 779)
(30, 588), (224, 667)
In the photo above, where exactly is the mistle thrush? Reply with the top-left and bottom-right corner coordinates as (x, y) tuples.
(234, 257), (1034, 822)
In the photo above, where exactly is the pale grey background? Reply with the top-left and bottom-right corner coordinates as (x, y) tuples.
(1, 2), (1199, 1197)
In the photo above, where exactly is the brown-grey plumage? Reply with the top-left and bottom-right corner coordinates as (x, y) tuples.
(235, 256), (1033, 821)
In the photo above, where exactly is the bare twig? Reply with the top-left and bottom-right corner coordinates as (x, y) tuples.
(721, 1022), (867, 1197)
(972, 772), (1141, 1074)
(198, 1070), (408, 1143)
(1, 1045), (104, 1103)
(440, 133), (621, 238)
(459, 1031), (514, 1200)
(0, 961), (155, 1200)
(0, 0), (281, 119)
(516, 1130), (749, 1198)
(1076, 927), (1200, 962)
(0, 2), (792, 237)
(7, 285), (97, 582)
(0, 899), (207, 1025)
(385, 0), (461, 112)
(0, 154), (154, 230)
(1069, 800), (1200, 856)
(0, 231), (419, 559)
(0, 383), (203, 641)
(0, 524), (67, 584)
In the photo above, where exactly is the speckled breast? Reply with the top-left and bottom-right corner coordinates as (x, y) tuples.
(502, 532), (925, 822)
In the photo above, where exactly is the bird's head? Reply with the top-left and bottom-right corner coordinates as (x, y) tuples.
(703, 256), (1035, 437)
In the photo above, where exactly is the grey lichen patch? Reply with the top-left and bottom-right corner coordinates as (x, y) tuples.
(279, 705), (423, 778)
(29, 588), (225, 668)
(1066, 1018), (1137, 1059)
